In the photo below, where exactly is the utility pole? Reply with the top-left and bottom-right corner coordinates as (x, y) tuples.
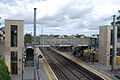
(111, 15), (117, 72)
(33, 8), (37, 80)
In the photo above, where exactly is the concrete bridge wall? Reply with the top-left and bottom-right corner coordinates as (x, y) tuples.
(36, 37), (91, 46)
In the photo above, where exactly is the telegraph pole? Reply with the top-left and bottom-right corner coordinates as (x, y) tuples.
(34, 8), (37, 80)
(111, 15), (117, 72)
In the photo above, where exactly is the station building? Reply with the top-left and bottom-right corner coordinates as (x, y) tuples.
(4, 20), (24, 74)
(99, 25), (117, 66)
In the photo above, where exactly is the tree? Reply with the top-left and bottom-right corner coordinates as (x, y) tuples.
(118, 27), (120, 38)
(64, 35), (68, 37)
(75, 34), (81, 37)
(24, 33), (33, 46)
(53, 35), (59, 37)
(116, 14), (120, 25)
(0, 59), (11, 80)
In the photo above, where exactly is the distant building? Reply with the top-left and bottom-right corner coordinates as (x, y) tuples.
(70, 35), (76, 38)
(79, 35), (85, 38)
(38, 35), (49, 38)
(92, 34), (99, 38)
(59, 35), (65, 38)
(99, 25), (117, 66)
(4, 20), (24, 75)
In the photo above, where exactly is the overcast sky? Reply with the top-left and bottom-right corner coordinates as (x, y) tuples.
(0, 0), (120, 36)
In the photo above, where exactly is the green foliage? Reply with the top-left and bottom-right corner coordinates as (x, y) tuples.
(0, 59), (11, 80)
(75, 34), (85, 38)
(117, 15), (120, 20)
(117, 14), (120, 37)
(118, 27), (120, 37)
(75, 34), (81, 37)
(49, 35), (53, 37)
(64, 35), (68, 37)
(24, 33), (33, 46)
(52, 35), (68, 37)
(53, 35), (59, 37)
(84, 36), (90, 38)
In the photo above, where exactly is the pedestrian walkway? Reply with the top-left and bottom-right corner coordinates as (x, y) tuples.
(11, 48), (57, 80)
(50, 47), (120, 80)
(11, 67), (34, 80)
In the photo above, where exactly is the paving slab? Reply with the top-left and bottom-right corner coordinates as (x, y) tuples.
(11, 67), (34, 80)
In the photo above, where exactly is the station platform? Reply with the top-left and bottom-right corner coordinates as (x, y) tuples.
(12, 47), (119, 80)
(50, 47), (120, 80)
(37, 48), (57, 80)
(11, 48), (57, 80)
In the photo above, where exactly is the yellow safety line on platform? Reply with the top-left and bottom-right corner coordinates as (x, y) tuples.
(41, 59), (53, 80)
(50, 47), (112, 80)
(69, 57), (112, 80)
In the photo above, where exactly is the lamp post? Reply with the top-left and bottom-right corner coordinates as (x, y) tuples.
(38, 54), (43, 67)
(91, 50), (96, 65)
(36, 54), (42, 80)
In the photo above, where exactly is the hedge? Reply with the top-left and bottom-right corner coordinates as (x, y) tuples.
(0, 59), (11, 80)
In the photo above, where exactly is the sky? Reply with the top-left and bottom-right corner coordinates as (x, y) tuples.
(0, 0), (120, 36)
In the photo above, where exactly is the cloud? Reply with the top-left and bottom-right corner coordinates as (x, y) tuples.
(0, 0), (17, 6)
(0, 0), (120, 36)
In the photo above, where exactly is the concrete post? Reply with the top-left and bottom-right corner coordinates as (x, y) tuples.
(34, 8), (37, 80)
(111, 15), (117, 71)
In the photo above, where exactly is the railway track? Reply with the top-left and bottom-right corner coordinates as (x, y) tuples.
(39, 47), (103, 80)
